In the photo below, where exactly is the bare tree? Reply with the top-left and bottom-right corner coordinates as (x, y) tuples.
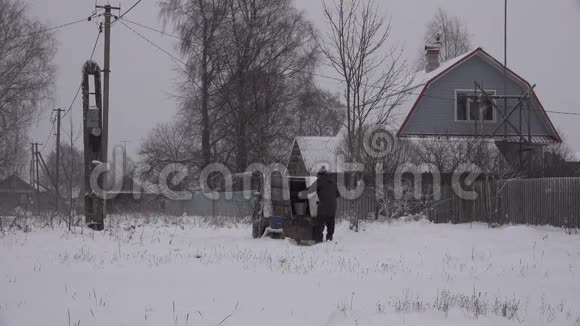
(482, 146), (523, 225)
(365, 134), (418, 219)
(414, 137), (523, 224)
(211, 0), (317, 170)
(65, 114), (83, 216)
(159, 0), (318, 171)
(423, 8), (471, 63)
(160, 0), (228, 168)
(531, 135), (578, 177)
(320, 0), (414, 160)
(138, 119), (201, 181)
(0, 0), (56, 178)
(0, 127), (28, 178)
(41, 144), (83, 209)
(294, 79), (344, 137)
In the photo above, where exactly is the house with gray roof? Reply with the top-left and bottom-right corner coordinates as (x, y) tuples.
(287, 46), (561, 176)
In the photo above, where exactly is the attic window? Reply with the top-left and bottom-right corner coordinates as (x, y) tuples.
(455, 90), (496, 122)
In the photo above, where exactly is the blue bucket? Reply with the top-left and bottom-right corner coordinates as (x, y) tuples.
(270, 216), (284, 229)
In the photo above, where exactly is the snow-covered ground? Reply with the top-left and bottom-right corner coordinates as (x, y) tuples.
(1, 216), (580, 326)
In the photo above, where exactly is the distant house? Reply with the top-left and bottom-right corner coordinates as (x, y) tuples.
(288, 47), (562, 175)
(0, 175), (58, 215)
(0, 175), (33, 214)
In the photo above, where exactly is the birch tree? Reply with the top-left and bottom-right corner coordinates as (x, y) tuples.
(320, 0), (414, 160)
(215, 0), (317, 170)
(0, 0), (56, 177)
(160, 0), (318, 171)
(160, 0), (228, 168)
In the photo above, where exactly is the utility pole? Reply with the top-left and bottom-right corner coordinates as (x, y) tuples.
(30, 144), (34, 187)
(54, 108), (64, 213)
(504, 0), (508, 140)
(36, 151), (63, 209)
(96, 3), (120, 218)
(30, 143), (36, 213)
(96, 4), (119, 165)
(120, 140), (129, 177)
(32, 142), (42, 216)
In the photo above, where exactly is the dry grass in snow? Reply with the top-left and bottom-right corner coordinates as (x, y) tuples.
(1, 215), (580, 326)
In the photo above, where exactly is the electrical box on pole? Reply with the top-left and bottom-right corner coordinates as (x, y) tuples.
(82, 61), (105, 231)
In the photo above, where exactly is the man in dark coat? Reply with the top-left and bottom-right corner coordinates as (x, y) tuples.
(316, 167), (339, 242)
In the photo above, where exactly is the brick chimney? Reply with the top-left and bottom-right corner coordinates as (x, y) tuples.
(425, 45), (440, 73)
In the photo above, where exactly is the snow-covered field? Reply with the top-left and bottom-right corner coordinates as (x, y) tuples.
(1, 216), (580, 326)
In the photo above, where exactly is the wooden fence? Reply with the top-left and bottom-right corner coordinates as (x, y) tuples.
(164, 178), (580, 228)
(166, 190), (377, 220)
(336, 191), (376, 219)
(430, 177), (580, 228)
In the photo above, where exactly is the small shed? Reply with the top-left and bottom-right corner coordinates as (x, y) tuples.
(287, 136), (345, 176)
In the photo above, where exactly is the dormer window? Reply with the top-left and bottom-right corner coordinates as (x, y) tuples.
(455, 90), (496, 122)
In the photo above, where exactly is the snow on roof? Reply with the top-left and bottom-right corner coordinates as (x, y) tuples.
(295, 136), (346, 173)
(292, 48), (561, 170)
(395, 47), (561, 142)
(390, 51), (475, 128)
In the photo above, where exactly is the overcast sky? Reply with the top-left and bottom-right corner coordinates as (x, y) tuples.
(27, 0), (580, 160)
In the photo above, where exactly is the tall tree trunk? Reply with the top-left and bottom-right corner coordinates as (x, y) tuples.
(235, 68), (248, 172)
(201, 21), (211, 167)
(236, 119), (247, 172)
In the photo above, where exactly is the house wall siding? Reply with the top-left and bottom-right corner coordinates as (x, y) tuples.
(403, 54), (554, 137)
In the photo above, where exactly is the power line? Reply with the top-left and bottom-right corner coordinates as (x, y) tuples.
(305, 70), (580, 117)
(117, 19), (197, 79)
(38, 28), (102, 155)
(61, 87), (82, 120)
(120, 18), (190, 42)
(62, 29), (103, 119)
(545, 110), (580, 117)
(16, 13), (100, 145)
(2, 16), (94, 43)
(117, 17), (580, 119)
(118, 0), (143, 20)
(118, 19), (205, 91)
(40, 117), (56, 153)
(118, 20), (188, 67)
